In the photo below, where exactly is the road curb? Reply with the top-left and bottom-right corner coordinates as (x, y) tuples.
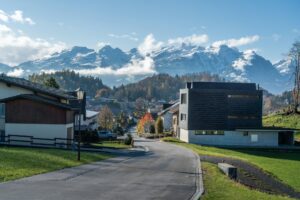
(161, 141), (204, 199)
(190, 151), (204, 200)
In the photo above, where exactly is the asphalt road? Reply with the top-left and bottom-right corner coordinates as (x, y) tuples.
(0, 138), (201, 200)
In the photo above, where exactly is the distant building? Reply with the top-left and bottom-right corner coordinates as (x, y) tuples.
(75, 110), (99, 131)
(158, 102), (179, 132)
(0, 75), (85, 147)
(179, 82), (294, 147)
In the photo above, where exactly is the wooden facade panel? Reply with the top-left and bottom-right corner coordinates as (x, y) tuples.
(5, 99), (69, 124)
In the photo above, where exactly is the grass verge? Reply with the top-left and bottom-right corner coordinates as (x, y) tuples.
(91, 140), (130, 149)
(0, 146), (112, 182)
(162, 137), (300, 192)
(202, 162), (293, 200)
(263, 113), (300, 141)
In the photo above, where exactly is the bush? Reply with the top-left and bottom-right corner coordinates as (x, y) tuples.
(78, 130), (99, 144)
(124, 134), (133, 145)
(113, 126), (124, 136)
(155, 117), (164, 134)
(149, 124), (155, 134)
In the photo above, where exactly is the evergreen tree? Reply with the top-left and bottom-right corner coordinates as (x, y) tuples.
(155, 117), (164, 134)
(44, 77), (60, 89)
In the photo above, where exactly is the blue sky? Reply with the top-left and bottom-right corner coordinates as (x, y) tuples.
(0, 0), (299, 65)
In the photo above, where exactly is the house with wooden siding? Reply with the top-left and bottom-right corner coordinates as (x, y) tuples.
(179, 82), (295, 147)
(0, 75), (85, 146)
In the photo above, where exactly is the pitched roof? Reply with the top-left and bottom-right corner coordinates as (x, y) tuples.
(158, 101), (179, 116)
(86, 110), (99, 118)
(0, 74), (75, 99)
(0, 94), (75, 110)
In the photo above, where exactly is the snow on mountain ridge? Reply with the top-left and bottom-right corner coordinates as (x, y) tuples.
(0, 43), (294, 94)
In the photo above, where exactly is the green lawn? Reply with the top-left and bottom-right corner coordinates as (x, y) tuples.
(263, 113), (300, 141)
(162, 137), (300, 192)
(202, 162), (293, 200)
(91, 141), (130, 149)
(0, 146), (112, 182)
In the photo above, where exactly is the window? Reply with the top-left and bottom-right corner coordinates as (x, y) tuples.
(228, 95), (259, 99)
(228, 115), (258, 120)
(0, 103), (5, 118)
(251, 134), (258, 142)
(243, 131), (249, 136)
(181, 93), (187, 104)
(180, 113), (186, 121)
(194, 130), (224, 135)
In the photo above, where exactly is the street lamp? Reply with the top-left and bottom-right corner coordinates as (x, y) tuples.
(77, 100), (82, 161)
(75, 89), (85, 161)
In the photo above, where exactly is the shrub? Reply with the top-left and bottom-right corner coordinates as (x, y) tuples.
(149, 124), (155, 134)
(79, 130), (99, 144)
(155, 117), (164, 134)
(124, 134), (133, 145)
(113, 126), (124, 136)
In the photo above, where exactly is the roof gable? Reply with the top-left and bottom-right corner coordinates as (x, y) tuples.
(0, 74), (75, 100)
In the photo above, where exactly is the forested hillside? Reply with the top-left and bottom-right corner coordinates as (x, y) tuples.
(110, 73), (224, 101)
(29, 70), (110, 97)
(28, 70), (293, 114)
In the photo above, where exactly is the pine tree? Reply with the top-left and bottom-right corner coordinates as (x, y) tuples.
(44, 77), (60, 89)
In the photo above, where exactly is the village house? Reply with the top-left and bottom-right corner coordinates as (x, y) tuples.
(179, 82), (295, 147)
(158, 102), (179, 133)
(0, 75), (87, 147)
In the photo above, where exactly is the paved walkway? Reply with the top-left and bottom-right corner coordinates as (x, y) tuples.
(0, 138), (203, 200)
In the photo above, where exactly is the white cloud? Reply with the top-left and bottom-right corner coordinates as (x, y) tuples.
(7, 68), (24, 77)
(0, 24), (66, 65)
(138, 34), (164, 56)
(0, 10), (35, 25)
(97, 42), (110, 49)
(108, 33), (139, 41)
(0, 10), (9, 22)
(138, 33), (208, 56)
(74, 57), (156, 76)
(212, 35), (260, 48)
(168, 34), (209, 46)
(10, 10), (35, 25)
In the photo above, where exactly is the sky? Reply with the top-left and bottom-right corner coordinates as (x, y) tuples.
(0, 0), (299, 66)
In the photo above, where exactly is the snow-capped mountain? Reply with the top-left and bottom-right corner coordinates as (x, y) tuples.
(0, 44), (295, 94)
(0, 63), (11, 74)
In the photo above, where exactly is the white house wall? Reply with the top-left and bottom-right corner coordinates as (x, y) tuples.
(180, 129), (279, 147)
(162, 112), (172, 131)
(0, 82), (33, 99)
(179, 128), (189, 143)
(6, 123), (73, 140)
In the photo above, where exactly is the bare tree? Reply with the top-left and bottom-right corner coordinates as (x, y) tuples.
(98, 105), (114, 130)
(289, 41), (300, 113)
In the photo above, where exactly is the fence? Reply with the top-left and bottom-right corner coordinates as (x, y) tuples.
(0, 134), (74, 149)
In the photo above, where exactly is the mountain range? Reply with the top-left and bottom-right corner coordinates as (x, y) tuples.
(0, 43), (295, 94)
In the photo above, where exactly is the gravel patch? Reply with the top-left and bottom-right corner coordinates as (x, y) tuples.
(201, 155), (300, 199)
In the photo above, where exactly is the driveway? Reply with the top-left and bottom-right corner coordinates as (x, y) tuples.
(0, 138), (202, 200)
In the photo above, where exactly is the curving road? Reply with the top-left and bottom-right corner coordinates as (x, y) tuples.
(0, 137), (202, 200)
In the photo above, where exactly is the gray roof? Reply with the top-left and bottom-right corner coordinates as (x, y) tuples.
(158, 101), (179, 116)
(0, 74), (75, 99)
(0, 94), (75, 110)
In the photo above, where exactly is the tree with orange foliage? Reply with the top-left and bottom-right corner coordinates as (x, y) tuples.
(137, 112), (154, 135)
